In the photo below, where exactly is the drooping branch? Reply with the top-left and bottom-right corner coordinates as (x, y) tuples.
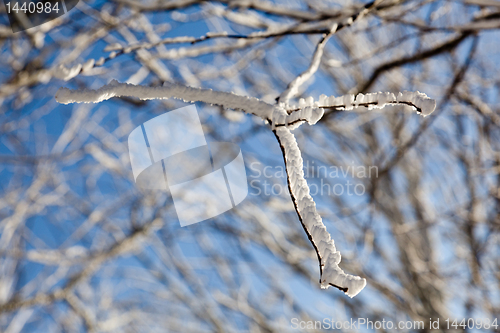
(272, 116), (366, 296)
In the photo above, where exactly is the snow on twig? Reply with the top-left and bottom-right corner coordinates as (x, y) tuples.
(278, 29), (334, 104)
(274, 124), (366, 297)
(269, 91), (436, 131)
(55, 80), (274, 120)
(55, 80), (436, 297)
(277, 0), (377, 104)
(280, 91), (437, 121)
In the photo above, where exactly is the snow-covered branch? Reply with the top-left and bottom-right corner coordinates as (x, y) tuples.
(55, 80), (274, 120)
(278, 31), (334, 103)
(273, 122), (366, 297)
(55, 81), (436, 297)
(286, 91), (436, 116)
(278, 0), (377, 104)
(270, 91), (436, 131)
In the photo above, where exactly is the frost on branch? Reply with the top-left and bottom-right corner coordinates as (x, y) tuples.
(281, 91), (436, 119)
(55, 81), (436, 298)
(314, 91), (437, 116)
(55, 80), (274, 120)
(269, 90), (436, 131)
(274, 123), (366, 297)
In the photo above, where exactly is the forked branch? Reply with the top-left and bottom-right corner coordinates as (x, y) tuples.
(55, 81), (435, 297)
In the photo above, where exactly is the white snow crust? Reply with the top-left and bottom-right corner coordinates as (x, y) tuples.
(274, 126), (366, 297)
(56, 80), (275, 120)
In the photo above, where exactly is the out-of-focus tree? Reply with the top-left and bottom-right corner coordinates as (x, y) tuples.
(0, 0), (499, 332)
